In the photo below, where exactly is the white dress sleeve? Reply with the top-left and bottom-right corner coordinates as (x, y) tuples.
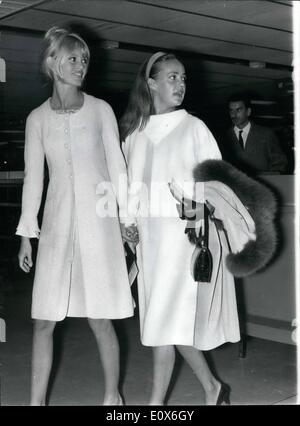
(97, 100), (129, 221)
(16, 111), (45, 238)
(122, 130), (150, 227)
(194, 119), (222, 163)
(121, 134), (138, 227)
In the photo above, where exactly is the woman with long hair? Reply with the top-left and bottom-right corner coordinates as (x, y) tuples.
(17, 26), (134, 405)
(120, 52), (239, 405)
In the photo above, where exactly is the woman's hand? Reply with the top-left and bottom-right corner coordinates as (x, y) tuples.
(18, 237), (33, 273)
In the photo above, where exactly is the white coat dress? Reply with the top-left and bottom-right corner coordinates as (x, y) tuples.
(16, 93), (134, 321)
(123, 109), (241, 350)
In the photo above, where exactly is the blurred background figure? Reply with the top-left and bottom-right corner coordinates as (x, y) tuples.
(222, 92), (288, 175)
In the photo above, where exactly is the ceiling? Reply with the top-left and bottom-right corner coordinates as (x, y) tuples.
(0, 0), (294, 131)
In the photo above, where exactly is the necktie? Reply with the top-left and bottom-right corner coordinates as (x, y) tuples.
(238, 130), (244, 149)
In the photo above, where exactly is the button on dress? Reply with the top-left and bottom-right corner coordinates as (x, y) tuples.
(16, 93), (134, 321)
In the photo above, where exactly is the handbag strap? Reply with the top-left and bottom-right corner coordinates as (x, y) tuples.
(197, 203), (209, 248)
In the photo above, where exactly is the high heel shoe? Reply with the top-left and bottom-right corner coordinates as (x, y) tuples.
(216, 383), (230, 405)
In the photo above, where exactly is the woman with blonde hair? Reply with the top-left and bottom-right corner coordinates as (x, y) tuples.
(17, 26), (134, 405)
(120, 52), (238, 405)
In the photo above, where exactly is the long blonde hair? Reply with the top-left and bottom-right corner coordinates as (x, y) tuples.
(119, 52), (180, 141)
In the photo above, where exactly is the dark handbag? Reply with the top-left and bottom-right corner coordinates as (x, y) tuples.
(170, 181), (213, 283)
(191, 203), (213, 282)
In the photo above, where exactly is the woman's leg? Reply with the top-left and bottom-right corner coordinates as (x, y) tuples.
(88, 318), (122, 405)
(176, 345), (221, 405)
(149, 345), (176, 405)
(30, 319), (56, 406)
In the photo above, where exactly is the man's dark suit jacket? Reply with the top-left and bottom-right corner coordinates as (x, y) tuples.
(223, 123), (288, 174)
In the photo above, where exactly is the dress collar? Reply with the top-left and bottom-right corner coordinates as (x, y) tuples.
(145, 109), (187, 143)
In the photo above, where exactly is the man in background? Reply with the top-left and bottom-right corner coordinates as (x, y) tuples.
(222, 92), (288, 174)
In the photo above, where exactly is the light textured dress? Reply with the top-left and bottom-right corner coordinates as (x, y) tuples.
(123, 109), (240, 350)
(16, 93), (134, 321)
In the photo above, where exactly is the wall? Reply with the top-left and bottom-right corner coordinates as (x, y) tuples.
(239, 175), (296, 345)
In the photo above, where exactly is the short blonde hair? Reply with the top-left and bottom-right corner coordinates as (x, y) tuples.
(41, 26), (90, 80)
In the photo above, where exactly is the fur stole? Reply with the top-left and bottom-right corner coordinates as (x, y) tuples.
(193, 159), (278, 277)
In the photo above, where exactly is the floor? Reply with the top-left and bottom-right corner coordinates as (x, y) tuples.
(0, 272), (298, 406)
